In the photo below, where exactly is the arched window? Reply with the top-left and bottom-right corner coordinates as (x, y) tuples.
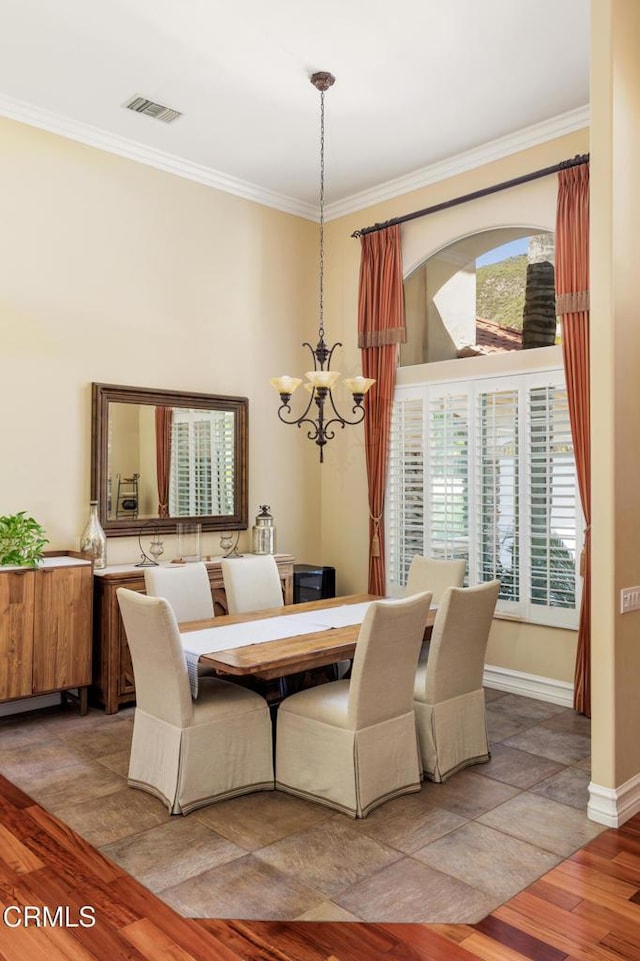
(401, 228), (557, 366)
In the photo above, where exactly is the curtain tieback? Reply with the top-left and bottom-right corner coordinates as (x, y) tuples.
(580, 524), (591, 576)
(369, 512), (382, 558)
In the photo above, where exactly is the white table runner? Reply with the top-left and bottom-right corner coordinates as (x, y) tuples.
(181, 601), (373, 697)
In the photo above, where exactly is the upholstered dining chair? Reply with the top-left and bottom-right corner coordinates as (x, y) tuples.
(117, 588), (274, 814)
(275, 591), (432, 818)
(404, 555), (466, 604)
(413, 579), (500, 783)
(221, 555), (283, 614)
(144, 561), (214, 621)
(144, 562), (215, 678)
(404, 556), (466, 670)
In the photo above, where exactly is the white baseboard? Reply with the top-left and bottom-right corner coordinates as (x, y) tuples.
(0, 693), (61, 718)
(588, 774), (640, 827)
(484, 664), (574, 708)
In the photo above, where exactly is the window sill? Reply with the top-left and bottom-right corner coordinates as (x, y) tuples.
(493, 610), (578, 632)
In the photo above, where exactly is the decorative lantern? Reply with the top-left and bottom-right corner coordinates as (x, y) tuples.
(252, 505), (275, 555)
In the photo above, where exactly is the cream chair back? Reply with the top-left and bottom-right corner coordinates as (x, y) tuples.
(405, 556), (466, 604)
(418, 580), (500, 705)
(144, 562), (214, 622)
(119, 587), (273, 815)
(221, 555), (283, 614)
(117, 589), (194, 728)
(348, 591), (432, 729)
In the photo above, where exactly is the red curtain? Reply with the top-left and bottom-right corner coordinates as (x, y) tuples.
(357, 225), (406, 595)
(155, 406), (173, 518)
(556, 162), (590, 716)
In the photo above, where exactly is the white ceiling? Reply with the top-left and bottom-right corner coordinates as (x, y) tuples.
(0, 0), (590, 220)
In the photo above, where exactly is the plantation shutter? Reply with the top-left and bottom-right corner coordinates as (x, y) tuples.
(212, 411), (235, 515)
(193, 418), (212, 515)
(169, 420), (191, 516)
(527, 379), (580, 624)
(426, 388), (470, 568)
(386, 389), (425, 593)
(474, 382), (519, 609)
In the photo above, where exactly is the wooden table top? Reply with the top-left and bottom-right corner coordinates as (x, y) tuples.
(179, 594), (436, 681)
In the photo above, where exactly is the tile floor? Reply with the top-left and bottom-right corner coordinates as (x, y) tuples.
(0, 688), (603, 923)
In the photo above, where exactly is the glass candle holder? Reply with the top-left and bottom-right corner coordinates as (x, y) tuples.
(176, 522), (201, 563)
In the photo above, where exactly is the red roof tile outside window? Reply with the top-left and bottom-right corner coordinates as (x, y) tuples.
(458, 317), (522, 356)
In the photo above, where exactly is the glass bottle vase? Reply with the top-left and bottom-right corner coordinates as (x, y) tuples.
(80, 500), (107, 569)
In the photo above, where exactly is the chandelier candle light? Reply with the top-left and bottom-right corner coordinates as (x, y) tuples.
(270, 71), (374, 462)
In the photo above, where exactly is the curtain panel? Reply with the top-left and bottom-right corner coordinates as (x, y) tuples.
(556, 162), (590, 716)
(357, 225), (406, 595)
(155, 406), (173, 518)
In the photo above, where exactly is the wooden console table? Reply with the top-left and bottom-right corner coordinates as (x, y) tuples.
(91, 554), (294, 713)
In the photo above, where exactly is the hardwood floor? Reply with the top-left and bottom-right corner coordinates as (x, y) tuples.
(1, 772), (640, 960)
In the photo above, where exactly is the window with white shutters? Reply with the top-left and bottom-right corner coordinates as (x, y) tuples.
(386, 367), (581, 627)
(169, 409), (236, 517)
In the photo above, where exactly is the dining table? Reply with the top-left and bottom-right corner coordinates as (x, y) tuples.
(179, 593), (436, 689)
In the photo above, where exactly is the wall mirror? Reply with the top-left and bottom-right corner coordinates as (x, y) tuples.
(91, 383), (248, 537)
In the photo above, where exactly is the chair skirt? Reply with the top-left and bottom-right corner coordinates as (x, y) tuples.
(414, 688), (490, 783)
(276, 709), (422, 818)
(129, 694), (274, 814)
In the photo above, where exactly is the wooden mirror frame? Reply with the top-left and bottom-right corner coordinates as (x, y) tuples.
(91, 383), (248, 537)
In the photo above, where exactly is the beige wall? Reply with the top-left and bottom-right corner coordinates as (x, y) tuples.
(591, 0), (640, 789)
(403, 267), (429, 366)
(109, 403), (141, 514)
(320, 129), (589, 687)
(137, 405), (157, 518)
(0, 116), (322, 566)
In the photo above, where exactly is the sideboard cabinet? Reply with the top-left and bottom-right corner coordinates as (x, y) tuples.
(92, 554), (294, 713)
(0, 553), (93, 713)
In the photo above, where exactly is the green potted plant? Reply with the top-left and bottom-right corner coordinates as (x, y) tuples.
(0, 512), (49, 567)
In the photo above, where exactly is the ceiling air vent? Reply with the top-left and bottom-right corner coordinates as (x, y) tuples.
(123, 95), (182, 124)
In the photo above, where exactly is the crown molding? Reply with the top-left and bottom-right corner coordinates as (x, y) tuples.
(0, 92), (588, 224)
(0, 93), (317, 220)
(325, 105), (590, 222)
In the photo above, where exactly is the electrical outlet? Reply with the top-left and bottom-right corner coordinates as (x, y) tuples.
(620, 587), (640, 613)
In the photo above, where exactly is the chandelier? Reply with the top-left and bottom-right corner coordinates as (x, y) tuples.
(270, 71), (374, 462)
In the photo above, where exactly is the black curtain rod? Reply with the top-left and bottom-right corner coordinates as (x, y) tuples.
(351, 153), (590, 239)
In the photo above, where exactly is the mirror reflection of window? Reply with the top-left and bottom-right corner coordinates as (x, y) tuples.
(169, 409), (235, 517)
(401, 228), (557, 367)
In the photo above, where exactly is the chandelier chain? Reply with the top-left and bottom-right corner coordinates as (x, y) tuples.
(318, 87), (325, 343)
